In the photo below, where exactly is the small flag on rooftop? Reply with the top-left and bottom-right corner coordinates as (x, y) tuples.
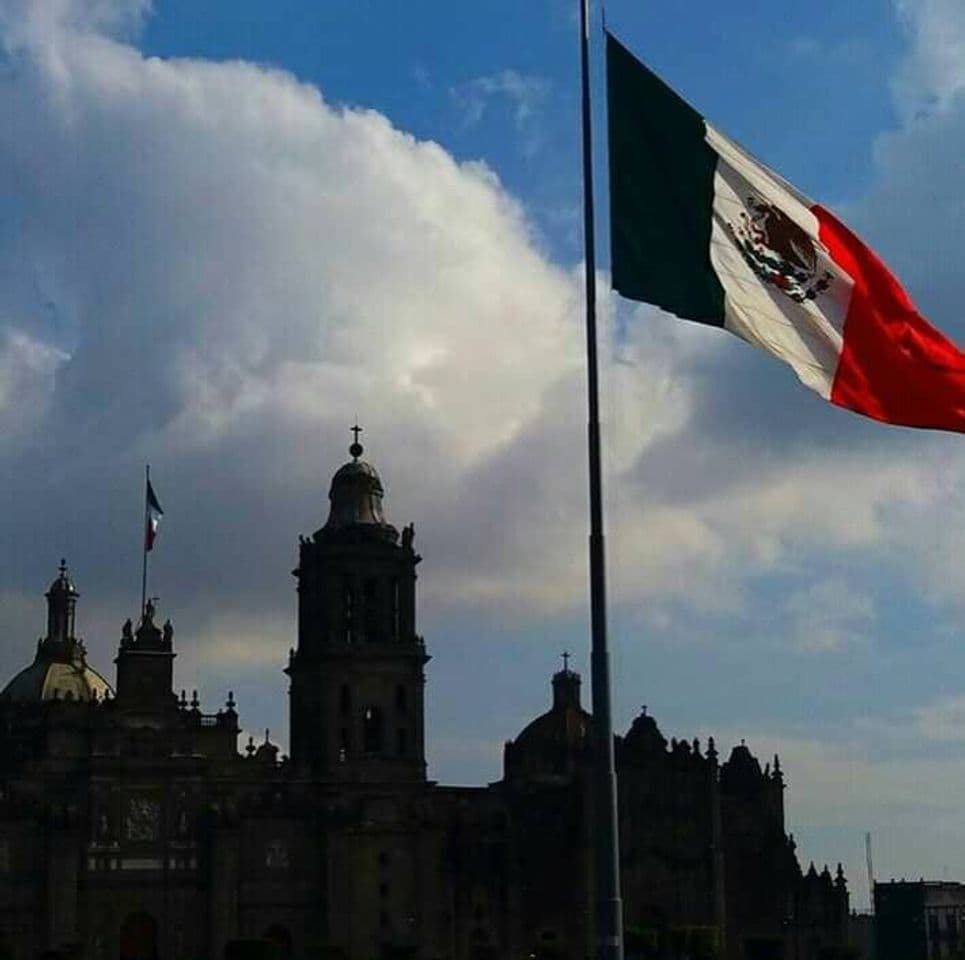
(606, 32), (965, 433)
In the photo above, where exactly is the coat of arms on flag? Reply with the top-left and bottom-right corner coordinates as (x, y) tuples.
(727, 197), (834, 305)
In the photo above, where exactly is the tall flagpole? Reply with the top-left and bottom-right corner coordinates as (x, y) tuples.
(141, 464), (150, 618)
(578, 1), (624, 959)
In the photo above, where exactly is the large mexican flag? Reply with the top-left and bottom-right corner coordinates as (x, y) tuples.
(607, 32), (965, 432)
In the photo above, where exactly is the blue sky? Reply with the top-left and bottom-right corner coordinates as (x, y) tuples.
(140, 0), (907, 258)
(1, 0), (964, 912)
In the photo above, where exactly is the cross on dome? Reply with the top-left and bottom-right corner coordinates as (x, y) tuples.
(350, 423), (364, 460)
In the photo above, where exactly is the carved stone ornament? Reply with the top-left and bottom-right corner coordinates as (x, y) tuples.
(125, 796), (161, 842)
(265, 840), (289, 869)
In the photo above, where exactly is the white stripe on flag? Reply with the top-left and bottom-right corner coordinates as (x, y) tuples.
(705, 124), (854, 399)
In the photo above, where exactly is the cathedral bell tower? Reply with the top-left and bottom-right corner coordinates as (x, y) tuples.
(287, 429), (428, 781)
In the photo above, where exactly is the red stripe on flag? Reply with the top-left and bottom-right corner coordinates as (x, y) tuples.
(814, 204), (965, 432)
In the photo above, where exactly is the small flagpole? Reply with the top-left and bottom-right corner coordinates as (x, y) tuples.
(578, 1), (624, 959)
(141, 464), (150, 619)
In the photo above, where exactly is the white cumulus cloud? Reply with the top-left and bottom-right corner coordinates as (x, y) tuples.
(894, 0), (965, 115)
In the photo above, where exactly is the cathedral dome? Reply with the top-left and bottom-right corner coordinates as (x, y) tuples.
(0, 561), (113, 704)
(504, 668), (590, 783)
(0, 656), (111, 704)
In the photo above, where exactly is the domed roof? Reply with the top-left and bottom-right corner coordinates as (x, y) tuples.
(504, 669), (590, 783)
(512, 699), (589, 753)
(0, 655), (111, 704)
(0, 560), (113, 704)
(319, 430), (398, 541)
(331, 458), (382, 484)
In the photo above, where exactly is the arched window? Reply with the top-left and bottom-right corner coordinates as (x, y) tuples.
(395, 684), (406, 713)
(343, 575), (354, 643)
(390, 579), (400, 640)
(363, 578), (378, 641)
(362, 706), (384, 754)
(339, 684), (351, 716)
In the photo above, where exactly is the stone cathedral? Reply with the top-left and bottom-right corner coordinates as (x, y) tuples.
(0, 441), (850, 960)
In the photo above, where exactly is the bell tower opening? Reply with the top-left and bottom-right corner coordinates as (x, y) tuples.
(362, 706), (385, 754)
(286, 427), (429, 782)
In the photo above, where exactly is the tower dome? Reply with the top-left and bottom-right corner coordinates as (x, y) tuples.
(0, 561), (112, 704)
(320, 427), (398, 541)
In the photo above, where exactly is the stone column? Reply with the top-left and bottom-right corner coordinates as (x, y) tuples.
(208, 821), (241, 960)
(45, 811), (81, 952)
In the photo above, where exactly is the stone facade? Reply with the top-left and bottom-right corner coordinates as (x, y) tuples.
(0, 446), (849, 960)
(875, 880), (965, 960)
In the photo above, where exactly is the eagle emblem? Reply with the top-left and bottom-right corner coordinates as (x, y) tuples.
(728, 197), (833, 304)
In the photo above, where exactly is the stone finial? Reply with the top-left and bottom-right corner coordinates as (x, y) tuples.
(773, 753), (784, 784)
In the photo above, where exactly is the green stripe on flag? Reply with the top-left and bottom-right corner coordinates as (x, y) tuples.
(607, 33), (726, 324)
